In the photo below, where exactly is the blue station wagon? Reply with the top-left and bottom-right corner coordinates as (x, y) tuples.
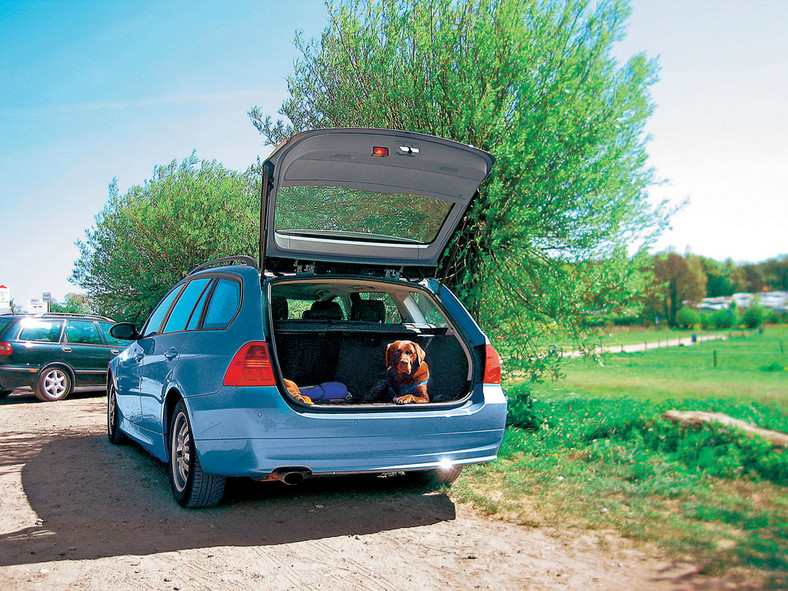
(108, 129), (508, 507)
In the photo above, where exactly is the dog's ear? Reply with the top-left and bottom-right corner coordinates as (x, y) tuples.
(385, 341), (400, 369)
(414, 342), (426, 366)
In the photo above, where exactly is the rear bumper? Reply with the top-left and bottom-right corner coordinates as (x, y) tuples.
(186, 384), (507, 477)
(0, 366), (38, 390)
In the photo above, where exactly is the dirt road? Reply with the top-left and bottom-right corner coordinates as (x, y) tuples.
(0, 390), (731, 590)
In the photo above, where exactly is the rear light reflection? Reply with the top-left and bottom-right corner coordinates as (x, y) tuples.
(223, 342), (276, 387)
(483, 344), (502, 384)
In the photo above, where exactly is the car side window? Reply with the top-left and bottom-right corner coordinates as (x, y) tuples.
(142, 285), (184, 338)
(202, 278), (241, 330)
(98, 322), (127, 346)
(65, 320), (103, 345)
(410, 291), (448, 327)
(162, 278), (212, 334)
(186, 279), (213, 330)
(18, 319), (65, 342)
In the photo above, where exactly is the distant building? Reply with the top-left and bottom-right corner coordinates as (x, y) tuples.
(0, 284), (11, 314)
(696, 291), (788, 313)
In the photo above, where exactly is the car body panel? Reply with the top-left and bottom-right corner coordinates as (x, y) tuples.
(186, 382), (507, 476)
(110, 263), (507, 480)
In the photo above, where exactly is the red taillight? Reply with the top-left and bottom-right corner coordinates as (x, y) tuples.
(371, 146), (389, 157)
(223, 342), (276, 387)
(0, 342), (12, 356)
(483, 344), (502, 384)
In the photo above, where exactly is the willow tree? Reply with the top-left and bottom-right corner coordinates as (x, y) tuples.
(71, 155), (260, 324)
(250, 0), (665, 375)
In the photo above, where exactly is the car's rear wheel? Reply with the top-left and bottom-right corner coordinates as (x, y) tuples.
(34, 366), (73, 402)
(169, 399), (225, 508)
(107, 382), (128, 444)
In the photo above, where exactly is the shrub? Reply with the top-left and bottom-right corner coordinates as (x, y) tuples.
(743, 305), (767, 329)
(711, 309), (737, 329)
(675, 307), (700, 329)
(699, 310), (715, 329)
(505, 386), (542, 430)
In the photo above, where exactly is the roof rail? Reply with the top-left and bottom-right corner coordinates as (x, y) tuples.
(189, 256), (258, 275)
(33, 312), (115, 322)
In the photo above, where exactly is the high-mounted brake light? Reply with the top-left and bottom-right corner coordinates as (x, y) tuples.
(223, 342), (276, 387)
(483, 344), (502, 385)
(371, 146), (389, 157)
(0, 342), (12, 356)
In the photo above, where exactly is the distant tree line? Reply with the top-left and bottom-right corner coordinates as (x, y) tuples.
(628, 252), (788, 328)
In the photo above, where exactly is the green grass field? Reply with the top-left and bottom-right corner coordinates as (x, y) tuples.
(455, 325), (788, 588)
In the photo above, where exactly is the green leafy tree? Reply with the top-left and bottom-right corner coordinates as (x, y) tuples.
(71, 155), (260, 324)
(250, 0), (665, 376)
(743, 304), (767, 329)
(646, 253), (707, 327)
(49, 293), (91, 315)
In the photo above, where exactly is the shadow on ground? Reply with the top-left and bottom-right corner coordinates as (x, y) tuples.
(0, 430), (455, 567)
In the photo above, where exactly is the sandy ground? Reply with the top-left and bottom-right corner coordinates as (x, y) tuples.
(0, 389), (740, 590)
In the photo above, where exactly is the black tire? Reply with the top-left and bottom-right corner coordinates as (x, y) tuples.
(408, 465), (464, 487)
(168, 399), (226, 508)
(0, 390), (12, 399)
(34, 366), (73, 402)
(107, 382), (128, 444)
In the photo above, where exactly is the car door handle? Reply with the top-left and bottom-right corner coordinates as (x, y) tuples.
(110, 349), (120, 355)
(62, 347), (72, 353)
(164, 348), (178, 360)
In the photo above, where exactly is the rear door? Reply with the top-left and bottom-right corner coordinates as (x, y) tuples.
(14, 318), (65, 379)
(262, 128), (494, 274)
(62, 319), (114, 386)
(119, 284), (184, 426)
(138, 276), (214, 433)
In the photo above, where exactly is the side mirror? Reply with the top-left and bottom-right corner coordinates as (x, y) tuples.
(110, 322), (140, 341)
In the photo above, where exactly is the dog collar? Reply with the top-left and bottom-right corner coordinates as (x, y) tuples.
(399, 378), (429, 395)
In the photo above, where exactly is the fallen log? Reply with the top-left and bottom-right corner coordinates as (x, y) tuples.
(661, 410), (788, 448)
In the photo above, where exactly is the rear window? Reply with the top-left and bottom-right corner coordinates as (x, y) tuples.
(274, 185), (452, 244)
(18, 319), (65, 342)
(202, 279), (241, 329)
(0, 317), (13, 337)
(65, 320), (102, 345)
(98, 322), (127, 346)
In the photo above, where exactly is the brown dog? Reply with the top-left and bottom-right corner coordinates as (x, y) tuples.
(385, 340), (430, 404)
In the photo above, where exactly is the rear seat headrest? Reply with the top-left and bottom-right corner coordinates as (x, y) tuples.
(351, 299), (386, 322)
(271, 296), (288, 320)
(302, 300), (343, 320)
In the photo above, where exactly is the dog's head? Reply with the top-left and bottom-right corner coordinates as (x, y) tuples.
(385, 340), (426, 380)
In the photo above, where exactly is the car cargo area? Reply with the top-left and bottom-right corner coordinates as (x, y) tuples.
(267, 278), (473, 407)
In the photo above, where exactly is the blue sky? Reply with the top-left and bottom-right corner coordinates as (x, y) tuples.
(1, 0), (786, 309)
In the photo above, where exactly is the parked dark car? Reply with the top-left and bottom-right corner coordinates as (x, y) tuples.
(0, 313), (125, 401)
(108, 128), (508, 508)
